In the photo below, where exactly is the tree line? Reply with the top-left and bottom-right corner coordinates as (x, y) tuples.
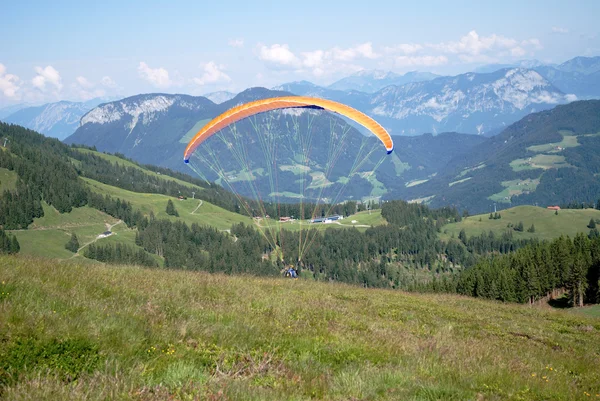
(455, 234), (600, 306)
(84, 242), (158, 267)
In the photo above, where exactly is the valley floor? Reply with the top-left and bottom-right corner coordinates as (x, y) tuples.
(1, 255), (599, 400)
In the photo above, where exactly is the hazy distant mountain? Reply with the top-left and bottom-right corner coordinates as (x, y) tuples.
(474, 56), (600, 99)
(370, 68), (569, 136)
(534, 56), (600, 99)
(280, 68), (569, 136)
(328, 70), (439, 92)
(0, 103), (31, 120)
(555, 56), (600, 75)
(474, 60), (548, 73)
(4, 98), (116, 140)
(204, 91), (236, 104)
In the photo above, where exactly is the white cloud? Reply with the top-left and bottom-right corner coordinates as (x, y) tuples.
(331, 42), (379, 61)
(384, 43), (424, 55)
(137, 62), (172, 89)
(0, 64), (20, 98)
(423, 31), (542, 60)
(75, 76), (94, 89)
(457, 54), (498, 64)
(565, 94), (578, 102)
(258, 42), (380, 77)
(382, 31), (542, 72)
(100, 76), (118, 89)
(32, 65), (62, 91)
(258, 44), (301, 68)
(193, 61), (231, 86)
(510, 46), (526, 57)
(552, 27), (569, 34)
(71, 76), (107, 100)
(521, 38), (542, 50)
(395, 55), (448, 67)
(228, 38), (244, 48)
(430, 31), (517, 55)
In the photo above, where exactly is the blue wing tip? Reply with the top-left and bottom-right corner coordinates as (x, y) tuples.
(184, 158), (190, 164)
(386, 147), (394, 154)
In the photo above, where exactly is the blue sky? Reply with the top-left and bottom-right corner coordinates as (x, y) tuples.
(0, 0), (598, 106)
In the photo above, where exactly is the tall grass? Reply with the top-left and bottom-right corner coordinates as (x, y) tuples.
(1, 255), (599, 400)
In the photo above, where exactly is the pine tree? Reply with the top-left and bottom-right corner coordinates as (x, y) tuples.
(458, 229), (468, 245)
(10, 235), (20, 254)
(65, 233), (80, 253)
(166, 199), (179, 217)
(569, 252), (589, 307)
(527, 224), (536, 233)
(588, 218), (596, 229)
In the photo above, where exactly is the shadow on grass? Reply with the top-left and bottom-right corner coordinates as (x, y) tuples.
(548, 295), (571, 309)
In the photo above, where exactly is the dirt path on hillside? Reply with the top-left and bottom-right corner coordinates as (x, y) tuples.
(70, 220), (123, 259)
(220, 229), (238, 242)
(334, 221), (371, 228)
(190, 200), (203, 214)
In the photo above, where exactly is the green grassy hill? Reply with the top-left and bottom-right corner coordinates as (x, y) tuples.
(83, 177), (253, 230)
(1, 255), (598, 400)
(440, 205), (600, 241)
(9, 172), (386, 261)
(74, 148), (208, 192)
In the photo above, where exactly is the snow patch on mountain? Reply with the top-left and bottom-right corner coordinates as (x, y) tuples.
(371, 68), (567, 123)
(82, 95), (176, 127)
(31, 102), (88, 132)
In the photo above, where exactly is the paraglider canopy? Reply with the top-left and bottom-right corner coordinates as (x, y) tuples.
(183, 96), (393, 162)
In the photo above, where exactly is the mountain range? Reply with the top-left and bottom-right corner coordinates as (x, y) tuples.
(2, 55), (597, 143)
(327, 70), (439, 92)
(64, 88), (489, 202)
(277, 68), (571, 136)
(64, 88), (600, 213)
(1, 98), (117, 140)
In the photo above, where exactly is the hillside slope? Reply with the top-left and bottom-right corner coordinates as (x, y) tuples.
(404, 100), (600, 212)
(440, 205), (600, 242)
(1, 256), (598, 400)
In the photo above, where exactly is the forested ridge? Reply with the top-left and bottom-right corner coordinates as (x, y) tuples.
(1, 121), (599, 307)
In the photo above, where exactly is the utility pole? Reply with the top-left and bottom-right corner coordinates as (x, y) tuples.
(192, 191), (195, 199)
(494, 203), (497, 213)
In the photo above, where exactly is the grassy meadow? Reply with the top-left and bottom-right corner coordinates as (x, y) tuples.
(83, 177), (253, 230)
(10, 204), (121, 259)
(440, 205), (600, 242)
(0, 255), (599, 400)
(0, 167), (17, 192)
